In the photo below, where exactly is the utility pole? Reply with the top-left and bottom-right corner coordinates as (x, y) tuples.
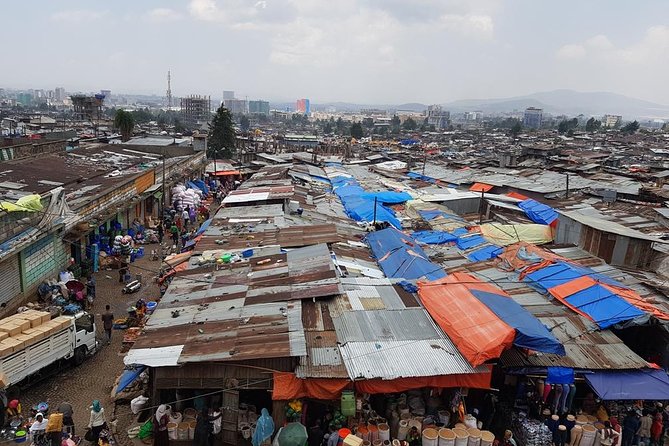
(162, 145), (167, 216)
(422, 149), (428, 176)
(565, 173), (570, 199)
(479, 190), (485, 224)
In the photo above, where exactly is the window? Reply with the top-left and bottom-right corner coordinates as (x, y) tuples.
(75, 314), (93, 333)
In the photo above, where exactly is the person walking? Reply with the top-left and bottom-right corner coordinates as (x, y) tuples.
(622, 411), (640, 446)
(101, 305), (114, 345)
(170, 223), (180, 248)
(157, 222), (164, 244)
(640, 410), (653, 446)
(86, 400), (106, 445)
(58, 401), (75, 435)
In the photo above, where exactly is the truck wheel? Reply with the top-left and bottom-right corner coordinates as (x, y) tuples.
(74, 345), (88, 365)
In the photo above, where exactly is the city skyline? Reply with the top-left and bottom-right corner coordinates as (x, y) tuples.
(2, 0), (669, 105)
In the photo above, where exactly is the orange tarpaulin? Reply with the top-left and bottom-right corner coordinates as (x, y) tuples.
(272, 372), (350, 400)
(550, 276), (669, 322)
(418, 272), (515, 367)
(470, 183), (493, 193)
(497, 241), (565, 272)
(506, 191), (529, 201)
(355, 369), (492, 394)
(272, 370), (492, 400)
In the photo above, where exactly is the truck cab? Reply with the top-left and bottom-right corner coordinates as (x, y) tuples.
(73, 312), (97, 364)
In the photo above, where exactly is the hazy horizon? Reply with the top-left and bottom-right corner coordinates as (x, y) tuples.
(3, 0), (669, 105)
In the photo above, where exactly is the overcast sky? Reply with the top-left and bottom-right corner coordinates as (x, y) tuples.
(3, 0), (669, 104)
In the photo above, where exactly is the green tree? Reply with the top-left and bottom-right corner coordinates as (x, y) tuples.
(350, 122), (364, 139)
(621, 120), (640, 134)
(557, 118), (578, 134)
(335, 117), (346, 135)
(240, 115), (250, 132)
(131, 108), (155, 124)
(173, 118), (185, 133)
(585, 117), (601, 132)
(324, 122), (333, 134)
(208, 105), (236, 158)
(403, 117), (417, 131)
(114, 109), (135, 141)
(510, 121), (522, 137)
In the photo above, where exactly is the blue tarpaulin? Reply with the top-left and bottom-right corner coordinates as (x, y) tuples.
(451, 228), (469, 237)
(195, 218), (212, 237)
(366, 227), (446, 281)
(470, 290), (565, 355)
(467, 245), (503, 262)
(412, 230), (457, 245)
(407, 172), (437, 183)
(563, 284), (645, 329)
(400, 139), (420, 145)
(456, 234), (486, 250)
(585, 369), (669, 400)
(116, 366), (146, 394)
(546, 367), (575, 384)
(524, 261), (620, 294)
(361, 191), (412, 204)
(192, 179), (210, 195)
(331, 176), (402, 228)
(518, 199), (558, 225)
(418, 210), (465, 221)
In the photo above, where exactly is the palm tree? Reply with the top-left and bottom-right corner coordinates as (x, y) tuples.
(114, 110), (135, 142)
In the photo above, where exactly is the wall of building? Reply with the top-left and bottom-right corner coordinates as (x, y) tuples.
(0, 139), (67, 161)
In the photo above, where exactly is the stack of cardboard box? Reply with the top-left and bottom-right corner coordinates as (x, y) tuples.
(0, 311), (71, 357)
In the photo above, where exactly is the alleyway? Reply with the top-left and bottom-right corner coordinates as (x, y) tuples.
(21, 253), (163, 444)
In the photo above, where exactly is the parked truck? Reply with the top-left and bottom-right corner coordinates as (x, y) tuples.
(0, 310), (97, 388)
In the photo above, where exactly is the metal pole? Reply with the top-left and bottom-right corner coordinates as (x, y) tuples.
(422, 149), (427, 175)
(479, 190), (485, 224)
(373, 197), (378, 226)
(565, 173), (569, 199)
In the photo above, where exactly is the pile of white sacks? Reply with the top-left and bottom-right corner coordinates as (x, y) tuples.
(171, 184), (202, 210)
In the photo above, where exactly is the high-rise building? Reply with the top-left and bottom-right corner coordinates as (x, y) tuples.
(224, 99), (248, 115)
(296, 98), (310, 115)
(181, 95), (212, 126)
(248, 100), (270, 116)
(223, 91), (235, 101)
(427, 105), (450, 130)
(523, 107), (543, 129)
(603, 114), (622, 128)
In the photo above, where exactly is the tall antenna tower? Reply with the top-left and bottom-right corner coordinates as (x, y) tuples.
(166, 70), (172, 110)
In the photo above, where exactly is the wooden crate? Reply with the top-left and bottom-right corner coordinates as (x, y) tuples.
(0, 323), (23, 337)
(0, 338), (24, 355)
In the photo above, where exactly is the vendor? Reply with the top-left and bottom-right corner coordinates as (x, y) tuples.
(7, 399), (21, 420)
(135, 299), (146, 318)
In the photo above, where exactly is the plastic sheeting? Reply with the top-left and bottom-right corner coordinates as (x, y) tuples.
(467, 245), (503, 262)
(549, 277), (645, 328)
(546, 367), (575, 385)
(418, 272), (564, 366)
(456, 234), (486, 250)
(116, 366), (146, 394)
(469, 289), (565, 355)
(418, 210), (464, 222)
(0, 194), (43, 212)
(331, 176), (402, 228)
(361, 191), (412, 204)
(412, 230), (457, 245)
(366, 227), (446, 281)
(480, 223), (553, 246)
(523, 261), (618, 294)
(518, 199), (558, 225)
(407, 172), (437, 183)
(470, 183), (493, 193)
(585, 369), (669, 400)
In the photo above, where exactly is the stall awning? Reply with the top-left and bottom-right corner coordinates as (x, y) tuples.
(585, 369), (669, 400)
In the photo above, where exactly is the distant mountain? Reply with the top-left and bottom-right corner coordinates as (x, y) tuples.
(443, 90), (669, 119)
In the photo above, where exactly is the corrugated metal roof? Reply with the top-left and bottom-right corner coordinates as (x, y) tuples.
(339, 340), (485, 380)
(333, 309), (441, 342)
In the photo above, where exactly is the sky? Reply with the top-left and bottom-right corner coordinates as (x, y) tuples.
(3, 0), (669, 105)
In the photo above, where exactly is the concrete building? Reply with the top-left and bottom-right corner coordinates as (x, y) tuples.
(427, 105), (450, 130)
(523, 107), (543, 129)
(224, 99), (249, 115)
(296, 98), (310, 115)
(223, 90), (235, 101)
(248, 100), (270, 116)
(71, 94), (105, 121)
(180, 95), (211, 127)
(603, 114), (623, 128)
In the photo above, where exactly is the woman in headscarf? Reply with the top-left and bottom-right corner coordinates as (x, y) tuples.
(194, 408), (222, 446)
(651, 410), (663, 446)
(252, 408), (275, 446)
(29, 412), (48, 446)
(610, 417), (622, 446)
(154, 404), (171, 446)
(87, 400), (106, 445)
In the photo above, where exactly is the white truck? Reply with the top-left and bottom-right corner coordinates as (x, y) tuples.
(0, 311), (97, 389)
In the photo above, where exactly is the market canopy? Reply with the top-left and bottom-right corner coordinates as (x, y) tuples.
(332, 176), (401, 228)
(418, 272), (564, 367)
(585, 369), (669, 400)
